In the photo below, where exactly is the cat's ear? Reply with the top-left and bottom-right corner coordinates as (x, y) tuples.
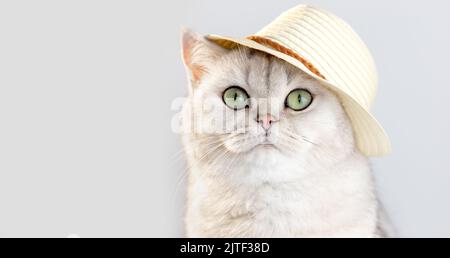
(181, 28), (227, 87)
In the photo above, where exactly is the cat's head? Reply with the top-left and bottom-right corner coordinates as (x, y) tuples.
(181, 29), (357, 174)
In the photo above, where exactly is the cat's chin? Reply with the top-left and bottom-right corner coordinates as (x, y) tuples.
(254, 143), (282, 152)
(226, 143), (283, 156)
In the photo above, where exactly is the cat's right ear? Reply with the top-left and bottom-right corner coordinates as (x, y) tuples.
(181, 28), (227, 89)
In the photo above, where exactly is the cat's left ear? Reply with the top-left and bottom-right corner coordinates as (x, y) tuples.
(181, 28), (227, 88)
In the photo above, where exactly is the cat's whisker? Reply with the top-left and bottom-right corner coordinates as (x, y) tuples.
(197, 147), (232, 180)
(215, 150), (236, 176)
(172, 140), (228, 199)
(170, 138), (224, 166)
(172, 146), (230, 205)
(282, 130), (320, 147)
(280, 131), (343, 168)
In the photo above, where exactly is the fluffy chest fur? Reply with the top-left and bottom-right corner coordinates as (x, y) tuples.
(184, 144), (378, 238)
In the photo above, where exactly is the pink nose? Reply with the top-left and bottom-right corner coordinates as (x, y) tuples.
(259, 114), (275, 130)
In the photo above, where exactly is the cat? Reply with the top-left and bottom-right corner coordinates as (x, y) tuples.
(180, 28), (393, 238)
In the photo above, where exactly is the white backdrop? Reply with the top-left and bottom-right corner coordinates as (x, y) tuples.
(0, 0), (449, 237)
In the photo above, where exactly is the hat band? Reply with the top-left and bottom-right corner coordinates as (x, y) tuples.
(247, 36), (326, 80)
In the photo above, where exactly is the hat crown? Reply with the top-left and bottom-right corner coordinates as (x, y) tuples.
(255, 5), (378, 109)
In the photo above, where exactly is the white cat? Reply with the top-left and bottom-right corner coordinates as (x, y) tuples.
(180, 29), (393, 238)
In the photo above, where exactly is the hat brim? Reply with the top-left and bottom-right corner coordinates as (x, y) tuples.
(207, 35), (391, 156)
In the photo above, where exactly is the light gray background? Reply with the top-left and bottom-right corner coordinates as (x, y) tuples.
(0, 0), (449, 238)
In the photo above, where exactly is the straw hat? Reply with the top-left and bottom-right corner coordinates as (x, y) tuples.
(207, 5), (391, 156)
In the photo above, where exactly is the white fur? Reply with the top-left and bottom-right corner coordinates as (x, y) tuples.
(180, 30), (389, 238)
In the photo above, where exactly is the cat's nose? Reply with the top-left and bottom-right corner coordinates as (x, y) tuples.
(258, 114), (276, 131)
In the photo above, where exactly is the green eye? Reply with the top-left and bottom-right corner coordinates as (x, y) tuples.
(286, 89), (313, 111)
(223, 87), (249, 110)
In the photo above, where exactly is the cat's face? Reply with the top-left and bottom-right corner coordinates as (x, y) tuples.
(181, 30), (356, 174)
